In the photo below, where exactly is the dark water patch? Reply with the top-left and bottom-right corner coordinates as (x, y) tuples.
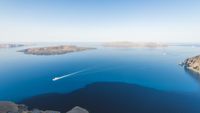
(19, 82), (200, 113)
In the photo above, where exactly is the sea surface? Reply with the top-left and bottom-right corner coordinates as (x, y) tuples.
(1, 43), (200, 101)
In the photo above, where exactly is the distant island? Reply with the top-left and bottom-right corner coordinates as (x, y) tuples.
(0, 101), (88, 113)
(181, 55), (200, 74)
(18, 45), (95, 55)
(103, 41), (168, 48)
(0, 44), (24, 48)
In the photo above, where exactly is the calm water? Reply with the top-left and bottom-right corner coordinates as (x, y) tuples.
(1, 43), (200, 101)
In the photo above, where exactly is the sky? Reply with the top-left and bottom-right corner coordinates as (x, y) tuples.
(0, 0), (200, 43)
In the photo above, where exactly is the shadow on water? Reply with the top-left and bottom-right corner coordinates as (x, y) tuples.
(19, 82), (200, 113)
(184, 67), (200, 83)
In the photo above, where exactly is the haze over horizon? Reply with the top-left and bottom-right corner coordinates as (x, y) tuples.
(0, 0), (200, 43)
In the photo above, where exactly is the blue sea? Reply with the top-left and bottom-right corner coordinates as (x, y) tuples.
(1, 43), (200, 101)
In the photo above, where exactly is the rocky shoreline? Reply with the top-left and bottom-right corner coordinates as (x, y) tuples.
(0, 101), (89, 113)
(18, 45), (95, 55)
(181, 55), (200, 74)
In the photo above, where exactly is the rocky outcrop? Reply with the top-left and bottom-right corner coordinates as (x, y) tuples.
(67, 106), (89, 113)
(103, 41), (168, 48)
(0, 44), (24, 48)
(0, 101), (88, 113)
(182, 55), (200, 74)
(18, 45), (95, 55)
(0, 101), (19, 113)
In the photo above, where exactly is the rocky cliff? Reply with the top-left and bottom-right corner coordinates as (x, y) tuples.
(182, 55), (200, 73)
(0, 101), (88, 113)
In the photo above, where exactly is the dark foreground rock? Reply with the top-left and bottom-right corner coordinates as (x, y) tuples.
(0, 101), (19, 113)
(20, 82), (200, 113)
(67, 106), (89, 113)
(0, 101), (88, 113)
(18, 45), (95, 55)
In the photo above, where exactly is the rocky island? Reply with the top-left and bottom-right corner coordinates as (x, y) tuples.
(103, 41), (168, 48)
(19, 45), (95, 55)
(0, 44), (24, 48)
(0, 101), (89, 113)
(181, 55), (200, 74)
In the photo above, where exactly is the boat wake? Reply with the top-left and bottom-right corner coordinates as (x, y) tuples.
(52, 69), (89, 81)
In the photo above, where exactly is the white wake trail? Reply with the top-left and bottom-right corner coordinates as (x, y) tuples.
(52, 69), (89, 81)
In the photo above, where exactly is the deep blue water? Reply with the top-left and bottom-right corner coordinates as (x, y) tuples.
(1, 43), (200, 101)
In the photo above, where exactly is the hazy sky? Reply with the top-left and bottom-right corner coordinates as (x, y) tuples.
(0, 0), (200, 43)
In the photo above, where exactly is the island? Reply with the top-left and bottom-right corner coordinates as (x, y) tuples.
(18, 45), (95, 55)
(103, 41), (168, 48)
(0, 44), (24, 48)
(181, 55), (200, 74)
(0, 101), (89, 113)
